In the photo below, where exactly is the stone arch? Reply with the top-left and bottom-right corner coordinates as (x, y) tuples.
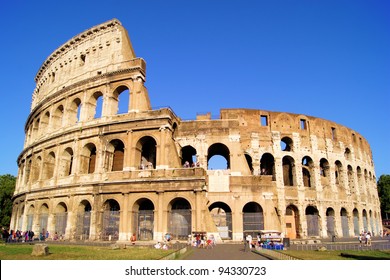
(209, 202), (232, 239)
(114, 85), (131, 114)
(75, 200), (92, 240)
(26, 205), (35, 231)
(302, 156), (314, 188)
(335, 160), (344, 187)
(80, 143), (97, 174)
(181, 145), (197, 167)
(362, 209), (368, 232)
(31, 155), (42, 182)
(38, 203), (49, 235)
(344, 148), (351, 160)
(52, 104), (64, 130)
(136, 136), (157, 169)
(280, 136), (293, 152)
(43, 151), (56, 180)
(54, 202), (68, 238)
(102, 199), (120, 241)
(340, 208), (349, 237)
(68, 97), (82, 124)
(133, 198), (155, 240)
(59, 147), (74, 177)
(242, 202), (264, 237)
(244, 153), (254, 175)
(86, 91), (104, 119)
(107, 139), (125, 171)
(168, 198), (192, 240)
(285, 204), (300, 239)
(305, 205), (319, 236)
(282, 155), (295, 186)
(40, 111), (50, 134)
(353, 208), (359, 236)
(260, 153), (275, 177)
(326, 208), (335, 237)
(207, 143), (230, 170)
(347, 165), (355, 191)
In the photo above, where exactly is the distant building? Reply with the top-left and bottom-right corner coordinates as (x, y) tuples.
(10, 19), (382, 242)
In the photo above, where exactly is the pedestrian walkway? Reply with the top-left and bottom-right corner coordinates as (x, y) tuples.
(183, 244), (269, 260)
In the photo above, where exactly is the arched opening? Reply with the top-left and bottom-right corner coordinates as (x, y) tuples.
(136, 136), (157, 169)
(243, 202), (264, 237)
(43, 152), (55, 180)
(244, 154), (254, 175)
(181, 145), (197, 167)
(302, 156), (314, 188)
(26, 205), (35, 231)
(340, 208), (349, 237)
(102, 199), (120, 241)
(353, 208), (359, 236)
(69, 98), (82, 124)
(260, 153), (275, 177)
(31, 156), (42, 182)
(59, 148), (74, 177)
(76, 200), (92, 240)
(54, 202), (68, 239)
(115, 86), (130, 114)
(168, 198), (191, 240)
(305, 206), (319, 236)
(40, 111), (50, 134)
(282, 156), (295, 186)
(38, 204), (49, 236)
(285, 205), (300, 239)
(280, 136), (293, 151)
(107, 139), (124, 172)
(335, 160), (344, 187)
(52, 105), (64, 130)
(209, 202), (232, 239)
(207, 143), (230, 170)
(80, 143), (97, 174)
(326, 208), (335, 237)
(357, 166), (363, 192)
(344, 148), (351, 160)
(133, 198), (155, 240)
(93, 92), (104, 119)
(347, 165), (355, 191)
(362, 209), (368, 232)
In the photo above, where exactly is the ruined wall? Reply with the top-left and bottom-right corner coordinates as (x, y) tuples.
(10, 19), (382, 242)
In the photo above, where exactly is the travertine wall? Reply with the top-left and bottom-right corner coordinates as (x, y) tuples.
(10, 19), (382, 242)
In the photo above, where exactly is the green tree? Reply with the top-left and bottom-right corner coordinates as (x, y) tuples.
(378, 174), (390, 220)
(0, 174), (16, 228)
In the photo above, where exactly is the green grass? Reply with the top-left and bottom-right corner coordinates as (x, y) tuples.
(282, 249), (390, 260)
(0, 243), (176, 260)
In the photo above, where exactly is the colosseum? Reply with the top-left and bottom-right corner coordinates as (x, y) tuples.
(10, 19), (382, 243)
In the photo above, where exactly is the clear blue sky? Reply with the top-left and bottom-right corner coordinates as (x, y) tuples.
(0, 0), (389, 177)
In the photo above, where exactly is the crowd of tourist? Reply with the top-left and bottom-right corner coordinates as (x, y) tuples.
(1, 227), (62, 242)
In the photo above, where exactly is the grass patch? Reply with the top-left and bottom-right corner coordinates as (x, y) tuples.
(282, 250), (390, 260)
(0, 243), (176, 260)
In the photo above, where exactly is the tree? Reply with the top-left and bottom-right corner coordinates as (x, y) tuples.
(0, 174), (16, 228)
(378, 174), (390, 220)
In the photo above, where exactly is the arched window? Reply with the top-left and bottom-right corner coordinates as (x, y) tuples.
(209, 202), (232, 239)
(340, 208), (349, 237)
(245, 154), (254, 174)
(280, 137), (293, 151)
(59, 148), (74, 177)
(243, 202), (264, 237)
(207, 143), (230, 170)
(133, 198), (155, 240)
(102, 199), (120, 240)
(114, 86), (130, 114)
(69, 98), (82, 124)
(43, 152), (56, 179)
(52, 105), (64, 130)
(136, 136), (157, 169)
(282, 156), (295, 186)
(326, 208), (335, 237)
(181, 145), (197, 167)
(80, 143), (97, 174)
(305, 206), (319, 236)
(168, 198), (191, 240)
(76, 200), (92, 240)
(302, 156), (314, 188)
(54, 202), (68, 238)
(260, 153), (274, 176)
(108, 140), (124, 172)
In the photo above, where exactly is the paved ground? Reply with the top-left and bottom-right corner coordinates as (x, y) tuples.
(183, 244), (269, 260)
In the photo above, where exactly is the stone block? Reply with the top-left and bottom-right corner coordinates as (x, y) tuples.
(31, 244), (49, 256)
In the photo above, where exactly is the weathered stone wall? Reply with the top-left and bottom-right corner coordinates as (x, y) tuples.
(10, 19), (382, 243)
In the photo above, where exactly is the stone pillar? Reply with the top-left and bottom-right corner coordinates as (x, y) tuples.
(120, 193), (129, 241)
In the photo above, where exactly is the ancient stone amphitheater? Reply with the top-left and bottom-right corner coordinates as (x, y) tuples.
(10, 19), (382, 242)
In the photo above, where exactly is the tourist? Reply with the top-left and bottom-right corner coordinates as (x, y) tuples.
(130, 233), (137, 245)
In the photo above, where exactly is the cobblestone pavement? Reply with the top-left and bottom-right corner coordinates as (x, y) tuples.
(183, 244), (269, 260)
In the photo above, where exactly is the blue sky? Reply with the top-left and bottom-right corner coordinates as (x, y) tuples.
(0, 0), (389, 177)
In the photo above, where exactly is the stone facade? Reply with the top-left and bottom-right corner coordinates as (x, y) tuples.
(10, 19), (382, 242)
